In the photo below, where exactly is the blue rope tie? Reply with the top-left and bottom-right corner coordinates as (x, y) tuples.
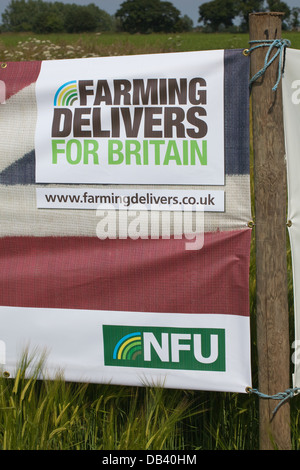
(247, 38), (291, 91)
(247, 387), (300, 422)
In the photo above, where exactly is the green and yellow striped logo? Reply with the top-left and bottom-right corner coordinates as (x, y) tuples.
(113, 332), (142, 361)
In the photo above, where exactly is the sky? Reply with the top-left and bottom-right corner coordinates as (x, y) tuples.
(0, 0), (299, 26)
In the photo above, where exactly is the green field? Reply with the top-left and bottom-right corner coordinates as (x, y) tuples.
(0, 31), (299, 450)
(0, 31), (300, 62)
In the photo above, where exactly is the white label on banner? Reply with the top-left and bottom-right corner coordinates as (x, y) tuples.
(35, 51), (224, 185)
(36, 187), (224, 211)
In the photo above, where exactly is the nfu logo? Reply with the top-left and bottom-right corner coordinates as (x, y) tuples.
(103, 326), (225, 371)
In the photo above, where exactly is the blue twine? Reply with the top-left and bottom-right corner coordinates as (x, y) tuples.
(247, 38), (291, 91)
(247, 387), (300, 421)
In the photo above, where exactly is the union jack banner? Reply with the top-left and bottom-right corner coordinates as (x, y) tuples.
(0, 49), (252, 392)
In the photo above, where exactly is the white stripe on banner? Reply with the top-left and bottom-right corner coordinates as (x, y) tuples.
(0, 307), (251, 393)
(282, 48), (300, 388)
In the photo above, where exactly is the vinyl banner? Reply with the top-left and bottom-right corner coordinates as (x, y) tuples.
(282, 48), (300, 388)
(0, 50), (252, 393)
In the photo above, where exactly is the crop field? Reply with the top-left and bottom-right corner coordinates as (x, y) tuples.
(0, 31), (299, 450)
(0, 31), (299, 61)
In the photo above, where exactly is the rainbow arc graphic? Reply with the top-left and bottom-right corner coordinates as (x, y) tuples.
(54, 80), (78, 106)
(113, 332), (142, 361)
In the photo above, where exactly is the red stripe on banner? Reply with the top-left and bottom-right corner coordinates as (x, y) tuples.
(0, 230), (251, 316)
(0, 61), (41, 100)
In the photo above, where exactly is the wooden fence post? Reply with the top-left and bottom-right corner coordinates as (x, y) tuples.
(249, 12), (291, 450)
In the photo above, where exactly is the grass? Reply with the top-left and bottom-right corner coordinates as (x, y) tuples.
(0, 350), (260, 450)
(2, 351), (298, 450)
(0, 30), (299, 450)
(0, 350), (205, 450)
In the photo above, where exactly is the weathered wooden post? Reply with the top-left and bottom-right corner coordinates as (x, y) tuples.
(249, 12), (291, 450)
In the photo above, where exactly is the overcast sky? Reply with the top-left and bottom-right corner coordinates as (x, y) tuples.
(0, 0), (299, 26)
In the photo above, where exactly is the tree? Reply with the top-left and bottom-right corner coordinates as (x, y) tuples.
(86, 3), (114, 32)
(198, 0), (240, 31)
(288, 7), (300, 31)
(266, 0), (291, 25)
(115, 0), (187, 34)
(1, 0), (114, 33)
(266, 0), (290, 17)
(63, 4), (98, 33)
(179, 15), (194, 32)
(63, 3), (114, 33)
(237, 0), (264, 30)
(198, 0), (291, 32)
(32, 2), (65, 33)
(1, 0), (44, 31)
